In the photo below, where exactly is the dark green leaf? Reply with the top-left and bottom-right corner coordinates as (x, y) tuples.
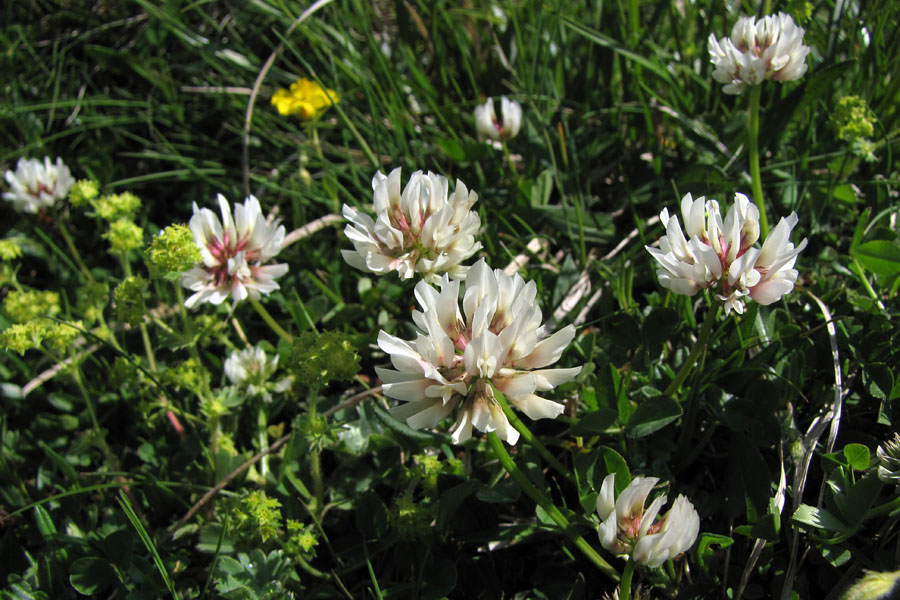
(624, 396), (681, 438)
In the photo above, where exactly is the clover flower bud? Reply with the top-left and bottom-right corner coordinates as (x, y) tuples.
(145, 224), (202, 278)
(474, 96), (523, 141)
(877, 433), (900, 485)
(224, 344), (292, 403)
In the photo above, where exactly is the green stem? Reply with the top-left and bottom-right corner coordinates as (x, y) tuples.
(492, 387), (573, 482)
(664, 301), (719, 397)
(249, 297), (292, 343)
(486, 432), (619, 581)
(57, 220), (94, 281)
(257, 404), (269, 479)
(620, 557), (636, 600)
(866, 494), (900, 520)
(500, 140), (520, 186)
(670, 301), (719, 463)
(747, 84), (770, 238)
(121, 256), (157, 372)
(309, 390), (325, 519)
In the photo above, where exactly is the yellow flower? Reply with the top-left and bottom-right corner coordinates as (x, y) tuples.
(271, 78), (339, 119)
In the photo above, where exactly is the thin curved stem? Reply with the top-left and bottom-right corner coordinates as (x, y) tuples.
(492, 387), (573, 482)
(486, 432), (619, 581)
(747, 84), (770, 238)
(249, 297), (292, 343)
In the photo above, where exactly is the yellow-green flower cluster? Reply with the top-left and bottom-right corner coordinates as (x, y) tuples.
(285, 520), (319, 559)
(113, 276), (147, 326)
(235, 490), (282, 543)
(68, 179), (100, 208)
(105, 219), (144, 252)
(271, 77), (339, 119)
(0, 319), (82, 355)
(145, 224), (201, 278)
(91, 191), (141, 220)
(289, 330), (360, 388)
(0, 240), (22, 260)
(3, 289), (61, 323)
(165, 356), (210, 396)
(832, 96), (878, 162)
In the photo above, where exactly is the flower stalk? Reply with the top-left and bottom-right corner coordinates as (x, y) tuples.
(620, 557), (636, 600)
(250, 297), (293, 343)
(747, 84), (770, 238)
(493, 386), (572, 481)
(486, 431), (619, 581)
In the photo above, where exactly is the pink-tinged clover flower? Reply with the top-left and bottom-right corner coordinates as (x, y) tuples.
(709, 12), (810, 94)
(596, 474), (700, 568)
(3, 157), (75, 213)
(376, 259), (581, 444)
(181, 195), (287, 309)
(646, 192), (807, 315)
(342, 168), (482, 282)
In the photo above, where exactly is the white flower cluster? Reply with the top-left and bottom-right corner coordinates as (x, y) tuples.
(377, 259), (581, 444)
(182, 194), (288, 309)
(709, 12), (810, 94)
(646, 192), (807, 315)
(342, 168), (482, 283)
(474, 96), (523, 142)
(224, 345), (292, 403)
(3, 156), (75, 213)
(596, 474), (700, 568)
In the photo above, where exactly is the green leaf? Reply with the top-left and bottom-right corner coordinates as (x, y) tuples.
(437, 481), (478, 532)
(843, 443), (871, 470)
(694, 533), (733, 571)
(570, 408), (618, 435)
(850, 240), (900, 277)
(69, 557), (117, 595)
(790, 504), (851, 535)
(355, 492), (389, 540)
(624, 396), (681, 438)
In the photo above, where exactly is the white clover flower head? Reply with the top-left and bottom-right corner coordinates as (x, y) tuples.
(474, 96), (523, 141)
(708, 12), (810, 94)
(3, 156), (76, 213)
(646, 192), (807, 315)
(376, 258), (581, 444)
(224, 344), (291, 402)
(342, 168), (482, 283)
(181, 194), (288, 309)
(596, 474), (700, 568)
